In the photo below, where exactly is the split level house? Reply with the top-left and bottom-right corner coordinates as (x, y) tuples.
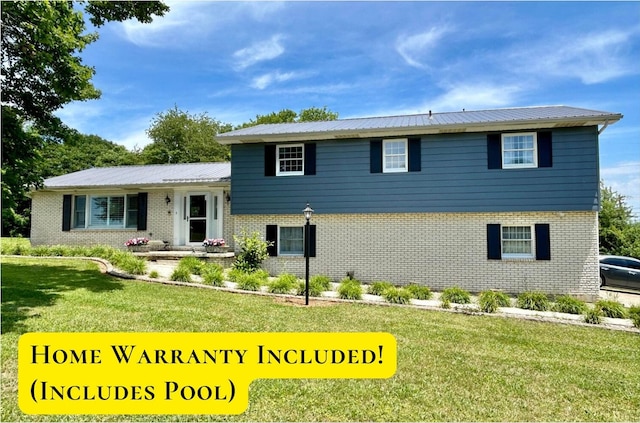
(30, 105), (623, 300)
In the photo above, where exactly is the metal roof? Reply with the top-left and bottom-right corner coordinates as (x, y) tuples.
(217, 105), (622, 143)
(42, 162), (230, 189)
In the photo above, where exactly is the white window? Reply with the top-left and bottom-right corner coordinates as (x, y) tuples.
(279, 226), (304, 255)
(502, 133), (537, 168)
(383, 139), (408, 173)
(73, 194), (138, 229)
(501, 226), (534, 258)
(276, 144), (304, 176)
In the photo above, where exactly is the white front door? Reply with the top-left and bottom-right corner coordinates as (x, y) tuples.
(174, 190), (224, 246)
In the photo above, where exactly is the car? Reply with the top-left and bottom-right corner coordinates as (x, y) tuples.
(599, 255), (640, 290)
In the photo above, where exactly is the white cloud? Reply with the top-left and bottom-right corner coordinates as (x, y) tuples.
(233, 35), (285, 70)
(512, 28), (640, 84)
(601, 161), (640, 219)
(251, 71), (298, 90)
(395, 26), (450, 69)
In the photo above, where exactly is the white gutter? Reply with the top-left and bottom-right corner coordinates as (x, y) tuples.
(598, 120), (610, 135)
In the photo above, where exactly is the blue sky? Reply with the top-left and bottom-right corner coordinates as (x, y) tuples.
(56, 1), (640, 217)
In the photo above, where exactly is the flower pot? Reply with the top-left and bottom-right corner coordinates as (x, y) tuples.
(128, 245), (150, 253)
(205, 246), (228, 253)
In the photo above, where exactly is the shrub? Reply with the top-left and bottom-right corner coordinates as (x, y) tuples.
(517, 291), (550, 311)
(440, 286), (471, 304)
(201, 263), (224, 286)
(170, 266), (192, 282)
(382, 287), (411, 304)
(236, 273), (263, 291)
(368, 281), (394, 296)
(297, 278), (326, 297)
(595, 299), (627, 319)
(233, 229), (271, 272)
(268, 273), (298, 294)
(310, 275), (332, 291)
(338, 278), (362, 300)
(440, 298), (451, 309)
(178, 257), (204, 275)
(628, 305), (640, 329)
(478, 290), (510, 313)
(148, 270), (160, 279)
(584, 308), (603, 324)
(553, 295), (588, 315)
(405, 284), (433, 300)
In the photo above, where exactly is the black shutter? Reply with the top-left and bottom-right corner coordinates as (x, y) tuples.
(266, 225), (278, 256)
(370, 140), (382, 173)
(487, 224), (502, 260)
(537, 131), (553, 168)
(487, 134), (502, 169)
(265, 145), (276, 176)
(62, 194), (72, 231)
(408, 137), (421, 172)
(535, 224), (551, 260)
(304, 143), (316, 175)
(137, 192), (148, 231)
(305, 224), (317, 258)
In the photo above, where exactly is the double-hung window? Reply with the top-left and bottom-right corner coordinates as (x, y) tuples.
(383, 138), (408, 173)
(502, 133), (537, 168)
(276, 144), (304, 176)
(501, 226), (534, 258)
(73, 194), (139, 229)
(279, 226), (304, 255)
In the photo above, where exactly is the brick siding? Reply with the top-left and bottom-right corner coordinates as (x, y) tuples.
(233, 211), (599, 301)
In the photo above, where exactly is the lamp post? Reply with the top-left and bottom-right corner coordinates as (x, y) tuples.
(303, 203), (314, 305)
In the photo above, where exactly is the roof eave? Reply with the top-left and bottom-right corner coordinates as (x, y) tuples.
(217, 114), (623, 144)
(35, 180), (231, 192)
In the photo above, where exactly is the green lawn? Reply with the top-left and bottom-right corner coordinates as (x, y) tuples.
(2, 256), (640, 422)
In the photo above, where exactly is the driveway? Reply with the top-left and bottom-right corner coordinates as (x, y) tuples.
(600, 287), (640, 307)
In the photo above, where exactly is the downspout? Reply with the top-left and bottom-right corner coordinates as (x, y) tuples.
(598, 120), (610, 135)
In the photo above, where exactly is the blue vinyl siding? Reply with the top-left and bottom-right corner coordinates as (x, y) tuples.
(230, 126), (599, 215)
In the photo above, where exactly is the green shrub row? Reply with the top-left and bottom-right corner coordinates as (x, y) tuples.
(2, 243), (148, 275)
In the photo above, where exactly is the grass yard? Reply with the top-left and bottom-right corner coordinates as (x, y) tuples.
(2, 256), (640, 422)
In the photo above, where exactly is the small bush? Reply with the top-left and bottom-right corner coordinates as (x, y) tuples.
(382, 287), (411, 304)
(233, 229), (271, 272)
(296, 278), (326, 297)
(595, 299), (627, 319)
(478, 290), (510, 313)
(148, 270), (160, 279)
(178, 257), (205, 275)
(628, 305), (640, 329)
(440, 286), (471, 304)
(201, 263), (224, 286)
(440, 298), (451, 309)
(170, 266), (192, 282)
(338, 278), (362, 300)
(29, 246), (51, 256)
(553, 295), (588, 315)
(517, 291), (550, 311)
(584, 308), (603, 324)
(236, 273), (263, 291)
(310, 275), (332, 291)
(268, 273), (298, 294)
(405, 284), (433, 300)
(368, 281), (394, 296)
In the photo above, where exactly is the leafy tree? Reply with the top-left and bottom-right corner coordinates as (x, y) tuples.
(236, 106), (339, 129)
(599, 183), (640, 258)
(1, 0), (168, 236)
(141, 106), (231, 164)
(40, 131), (141, 178)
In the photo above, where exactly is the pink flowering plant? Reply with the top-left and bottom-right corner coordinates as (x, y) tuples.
(202, 238), (225, 247)
(125, 237), (149, 247)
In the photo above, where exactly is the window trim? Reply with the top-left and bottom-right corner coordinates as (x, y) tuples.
(501, 225), (535, 259)
(72, 193), (140, 229)
(278, 226), (305, 256)
(382, 138), (408, 173)
(501, 132), (538, 169)
(275, 144), (305, 176)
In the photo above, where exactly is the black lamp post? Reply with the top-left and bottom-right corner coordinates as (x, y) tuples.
(303, 203), (314, 305)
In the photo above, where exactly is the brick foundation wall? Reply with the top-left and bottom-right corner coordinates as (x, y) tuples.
(233, 211), (599, 300)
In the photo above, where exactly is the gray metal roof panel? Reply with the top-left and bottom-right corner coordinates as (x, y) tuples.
(218, 105), (621, 141)
(43, 162), (230, 189)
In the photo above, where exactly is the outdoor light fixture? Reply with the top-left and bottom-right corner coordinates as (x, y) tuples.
(165, 195), (171, 205)
(303, 203), (314, 306)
